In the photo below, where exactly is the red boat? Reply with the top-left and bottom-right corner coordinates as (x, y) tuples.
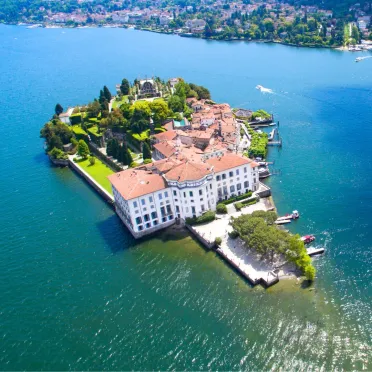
(301, 235), (315, 244)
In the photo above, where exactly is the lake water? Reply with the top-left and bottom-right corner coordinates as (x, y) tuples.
(0, 25), (371, 370)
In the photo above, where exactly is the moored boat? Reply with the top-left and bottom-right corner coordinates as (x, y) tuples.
(301, 235), (315, 244)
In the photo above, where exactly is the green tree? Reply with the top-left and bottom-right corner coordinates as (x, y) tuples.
(168, 95), (184, 113)
(142, 142), (152, 160)
(106, 138), (119, 158)
(103, 85), (112, 102)
(120, 78), (130, 95)
(150, 99), (170, 125)
(86, 100), (101, 118)
(204, 22), (213, 37)
(48, 135), (63, 151)
(77, 139), (89, 159)
(89, 156), (96, 166)
(304, 265), (316, 281)
(48, 147), (67, 160)
(351, 26), (360, 43)
(55, 103), (63, 116)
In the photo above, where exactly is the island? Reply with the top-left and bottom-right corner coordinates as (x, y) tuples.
(40, 76), (316, 286)
(4, 0), (372, 50)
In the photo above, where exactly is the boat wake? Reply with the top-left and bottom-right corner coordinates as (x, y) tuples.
(256, 85), (274, 94)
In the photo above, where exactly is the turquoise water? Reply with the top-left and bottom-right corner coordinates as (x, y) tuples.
(0, 25), (371, 370)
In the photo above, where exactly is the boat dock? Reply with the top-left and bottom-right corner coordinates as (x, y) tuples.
(267, 138), (282, 146)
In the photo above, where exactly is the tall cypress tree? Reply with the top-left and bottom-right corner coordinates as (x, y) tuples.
(103, 86), (112, 102)
(120, 79), (130, 95)
(142, 142), (152, 160)
(55, 103), (63, 116)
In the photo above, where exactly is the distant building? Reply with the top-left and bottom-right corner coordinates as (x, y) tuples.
(137, 79), (161, 99)
(59, 107), (74, 124)
(185, 19), (206, 33)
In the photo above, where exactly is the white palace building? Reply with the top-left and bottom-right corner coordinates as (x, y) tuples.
(108, 100), (261, 238)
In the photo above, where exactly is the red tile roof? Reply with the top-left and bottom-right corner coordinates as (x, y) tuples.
(153, 130), (177, 142)
(165, 161), (212, 182)
(153, 141), (177, 158)
(206, 153), (253, 173)
(108, 169), (167, 200)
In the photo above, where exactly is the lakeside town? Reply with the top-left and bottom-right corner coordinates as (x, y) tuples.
(8, 0), (372, 50)
(41, 76), (319, 286)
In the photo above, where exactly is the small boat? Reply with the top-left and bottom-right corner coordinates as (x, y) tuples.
(275, 219), (291, 225)
(301, 235), (315, 244)
(277, 210), (299, 221)
(306, 247), (325, 256)
(256, 85), (263, 90)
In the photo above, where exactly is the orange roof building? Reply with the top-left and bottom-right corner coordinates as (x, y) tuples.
(108, 102), (262, 239)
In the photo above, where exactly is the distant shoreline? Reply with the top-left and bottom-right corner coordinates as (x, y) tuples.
(11, 22), (350, 51)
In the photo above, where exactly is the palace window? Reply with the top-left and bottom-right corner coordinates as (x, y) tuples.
(141, 199), (145, 206)
(135, 216), (142, 225)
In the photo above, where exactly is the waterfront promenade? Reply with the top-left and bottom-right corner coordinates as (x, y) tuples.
(189, 198), (291, 287)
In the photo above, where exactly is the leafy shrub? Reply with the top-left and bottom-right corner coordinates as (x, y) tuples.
(304, 265), (316, 281)
(228, 230), (239, 239)
(154, 127), (167, 133)
(219, 191), (253, 205)
(216, 203), (227, 214)
(234, 197), (259, 211)
(70, 113), (82, 125)
(251, 109), (271, 121)
(130, 161), (139, 168)
(48, 147), (67, 160)
(71, 137), (78, 147)
(246, 124), (268, 158)
(89, 156), (96, 166)
(143, 159), (152, 164)
(186, 211), (216, 226)
(215, 237), (222, 246)
(234, 202), (243, 211)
